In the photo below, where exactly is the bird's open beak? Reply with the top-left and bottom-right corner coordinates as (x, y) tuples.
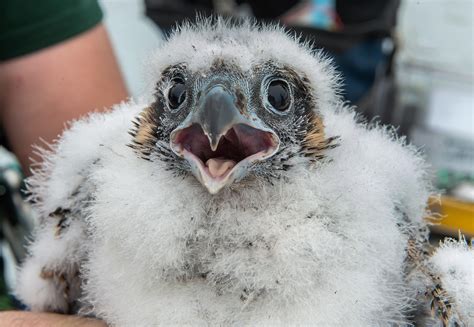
(170, 85), (280, 194)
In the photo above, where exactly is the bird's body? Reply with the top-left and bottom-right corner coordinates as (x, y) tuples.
(17, 20), (473, 326)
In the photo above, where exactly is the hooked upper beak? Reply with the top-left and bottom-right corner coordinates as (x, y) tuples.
(195, 85), (246, 151)
(170, 84), (280, 194)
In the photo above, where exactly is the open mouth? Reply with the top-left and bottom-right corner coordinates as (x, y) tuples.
(171, 123), (279, 192)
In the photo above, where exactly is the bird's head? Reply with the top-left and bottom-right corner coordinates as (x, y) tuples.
(130, 19), (340, 194)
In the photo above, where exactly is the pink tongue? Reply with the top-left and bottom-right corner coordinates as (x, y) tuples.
(206, 158), (236, 178)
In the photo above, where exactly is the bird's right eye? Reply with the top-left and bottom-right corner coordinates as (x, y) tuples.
(168, 78), (186, 109)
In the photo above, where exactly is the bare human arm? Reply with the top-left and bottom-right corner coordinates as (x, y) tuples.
(0, 311), (107, 327)
(0, 23), (128, 172)
(0, 23), (127, 326)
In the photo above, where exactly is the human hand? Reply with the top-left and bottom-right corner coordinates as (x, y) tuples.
(0, 311), (107, 327)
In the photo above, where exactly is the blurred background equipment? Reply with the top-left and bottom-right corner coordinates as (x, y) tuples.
(395, 0), (474, 239)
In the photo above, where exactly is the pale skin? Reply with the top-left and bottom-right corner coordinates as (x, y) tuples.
(0, 23), (128, 171)
(0, 312), (107, 327)
(0, 24), (128, 326)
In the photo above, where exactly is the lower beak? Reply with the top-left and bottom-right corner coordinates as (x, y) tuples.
(170, 85), (279, 194)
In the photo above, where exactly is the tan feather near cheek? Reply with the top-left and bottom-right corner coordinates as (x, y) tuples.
(302, 115), (338, 160)
(303, 116), (325, 147)
(133, 106), (157, 146)
(129, 106), (159, 159)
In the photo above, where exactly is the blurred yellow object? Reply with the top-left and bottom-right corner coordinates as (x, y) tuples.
(429, 196), (474, 237)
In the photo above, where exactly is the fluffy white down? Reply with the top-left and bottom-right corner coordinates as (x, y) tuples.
(15, 103), (143, 313)
(430, 238), (474, 325)
(75, 103), (430, 326)
(16, 21), (440, 326)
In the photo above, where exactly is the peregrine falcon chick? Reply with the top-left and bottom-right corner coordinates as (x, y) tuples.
(16, 19), (473, 326)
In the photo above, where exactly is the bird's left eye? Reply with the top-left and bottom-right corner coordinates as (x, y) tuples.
(267, 80), (291, 112)
(168, 78), (186, 109)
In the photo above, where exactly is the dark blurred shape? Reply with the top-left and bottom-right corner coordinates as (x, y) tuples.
(144, 0), (295, 30)
(145, 0), (400, 127)
(0, 151), (33, 264)
(336, 1), (394, 25)
(0, 146), (34, 310)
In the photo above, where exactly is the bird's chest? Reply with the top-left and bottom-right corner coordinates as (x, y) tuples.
(85, 159), (412, 325)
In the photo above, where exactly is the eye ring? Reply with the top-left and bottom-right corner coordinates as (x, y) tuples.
(263, 78), (292, 115)
(167, 77), (187, 110)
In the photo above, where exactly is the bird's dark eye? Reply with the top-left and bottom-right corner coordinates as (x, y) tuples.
(168, 78), (186, 109)
(267, 80), (290, 112)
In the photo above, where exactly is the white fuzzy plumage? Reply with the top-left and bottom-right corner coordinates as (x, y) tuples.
(430, 237), (474, 325)
(16, 19), (473, 326)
